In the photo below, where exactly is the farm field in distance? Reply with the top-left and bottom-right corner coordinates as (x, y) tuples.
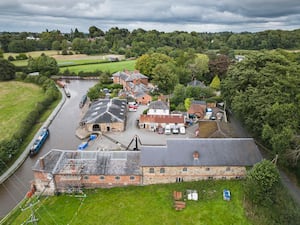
(4, 51), (135, 73)
(3, 180), (252, 225)
(60, 59), (136, 73)
(0, 81), (45, 141)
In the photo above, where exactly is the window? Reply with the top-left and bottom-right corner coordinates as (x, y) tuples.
(149, 168), (154, 173)
(84, 175), (89, 180)
(226, 167), (231, 171)
(115, 176), (120, 180)
(130, 176), (135, 180)
(99, 176), (105, 180)
(182, 167), (187, 172)
(160, 168), (165, 173)
(206, 167), (210, 171)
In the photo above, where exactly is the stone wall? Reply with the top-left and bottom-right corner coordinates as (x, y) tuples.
(142, 166), (246, 185)
(86, 121), (125, 132)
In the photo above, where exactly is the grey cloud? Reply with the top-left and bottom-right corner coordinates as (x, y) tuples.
(0, 0), (299, 32)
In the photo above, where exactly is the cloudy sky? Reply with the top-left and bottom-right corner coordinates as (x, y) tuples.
(0, 0), (300, 33)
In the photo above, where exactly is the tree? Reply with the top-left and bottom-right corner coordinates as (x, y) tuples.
(52, 41), (61, 50)
(184, 98), (192, 111)
(135, 53), (174, 80)
(171, 84), (186, 105)
(0, 58), (16, 80)
(222, 51), (300, 163)
(245, 159), (280, 206)
(188, 54), (209, 81)
(209, 75), (221, 90)
(27, 55), (59, 77)
(152, 63), (178, 94)
(89, 26), (104, 38)
(208, 54), (231, 79)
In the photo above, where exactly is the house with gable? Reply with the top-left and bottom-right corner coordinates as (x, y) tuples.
(147, 100), (169, 115)
(79, 98), (127, 133)
(112, 70), (152, 104)
(138, 100), (185, 131)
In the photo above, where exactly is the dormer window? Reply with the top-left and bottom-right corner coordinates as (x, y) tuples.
(193, 151), (199, 160)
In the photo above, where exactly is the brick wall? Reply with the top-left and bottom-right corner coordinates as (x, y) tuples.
(33, 171), (56, 195)
(142, 166), (246, 185)
(55, 174), (142, 192)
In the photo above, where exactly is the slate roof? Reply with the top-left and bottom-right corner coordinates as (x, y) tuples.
(140, 138), (262, 167)
(187, 79), (207, 88)
(81, 98), (127, 124)
(112, 71), (148, 81)
(32, 150), (141, 175)
(148, 100), (169, 110)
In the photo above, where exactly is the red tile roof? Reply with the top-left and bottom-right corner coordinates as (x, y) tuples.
(139, 114), (184, 124)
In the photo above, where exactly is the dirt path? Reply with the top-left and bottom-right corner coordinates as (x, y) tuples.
(280, 171), (300, 206)
(225, 114), (300, 206)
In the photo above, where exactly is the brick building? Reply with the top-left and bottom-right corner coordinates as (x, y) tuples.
(32, 138), (262, 195)
(80, 98), (127, 133)
(112, 70), (152, 104)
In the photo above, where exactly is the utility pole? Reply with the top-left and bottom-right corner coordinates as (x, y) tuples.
(223, 101), (228, 123)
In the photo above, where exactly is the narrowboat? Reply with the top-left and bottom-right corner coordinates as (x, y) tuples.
(29, 127), (49, 157)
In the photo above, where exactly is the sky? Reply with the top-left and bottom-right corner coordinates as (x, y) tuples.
(0, 0), (300, 33)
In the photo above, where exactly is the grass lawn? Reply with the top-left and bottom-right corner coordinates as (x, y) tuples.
(0, 81), (46, 141)
(4, 180), (252, 225)
(60, 60), (136, 74)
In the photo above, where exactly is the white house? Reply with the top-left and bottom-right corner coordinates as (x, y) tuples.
(147, 100), (169, 115)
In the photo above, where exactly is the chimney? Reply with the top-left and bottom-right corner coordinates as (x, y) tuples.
(39, 157), (45, 170)
(193, 151), (199, 160)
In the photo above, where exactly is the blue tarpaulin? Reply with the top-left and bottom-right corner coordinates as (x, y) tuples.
(78, 142), (88, 150)
(90, 134), (97, 141)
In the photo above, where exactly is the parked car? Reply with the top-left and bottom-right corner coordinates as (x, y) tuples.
(165, 125), (171, 135)
(172, 127), (179, 134)
(180, 126), (186, 134)
(157, 127), (164, 134)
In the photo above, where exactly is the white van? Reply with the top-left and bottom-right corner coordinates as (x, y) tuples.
(180, 126), (186, 134)
(165, 125), (171, 135)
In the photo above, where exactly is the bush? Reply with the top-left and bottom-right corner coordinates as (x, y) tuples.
(8, 55), (15, 61)
(15, 53), (28, 60)
(0, 58), (16, 80)
(244, 159), (280, 206)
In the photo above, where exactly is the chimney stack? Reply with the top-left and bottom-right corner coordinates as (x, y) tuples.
(39, 157), (45, 170)
(193, 151), (199, 160)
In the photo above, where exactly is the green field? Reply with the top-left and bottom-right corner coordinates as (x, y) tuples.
(3, 50), (58, 59)
(57, 59), (107, 67)
(0, 81), (45, 141)
(3, 181), (252, 225)
(60, 60), (136, 73)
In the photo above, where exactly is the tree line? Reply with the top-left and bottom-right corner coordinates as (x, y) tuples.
(222, 50), (300, 178)
(1, 27), (300, 57)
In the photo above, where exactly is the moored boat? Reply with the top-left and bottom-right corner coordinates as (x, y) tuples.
(29, 127), (49, 157)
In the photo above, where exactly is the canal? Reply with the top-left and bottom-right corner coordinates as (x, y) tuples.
(0, 80), (97, 218)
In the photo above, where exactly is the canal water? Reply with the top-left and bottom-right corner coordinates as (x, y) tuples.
(0, 80), (97, 218)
